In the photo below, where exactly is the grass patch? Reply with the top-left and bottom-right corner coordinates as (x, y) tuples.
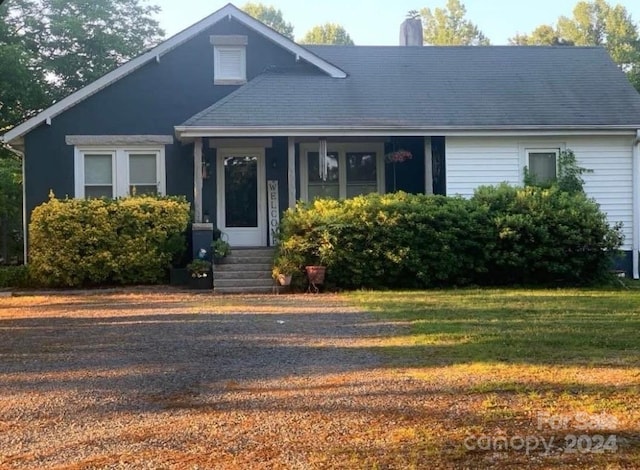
(346, 288), (640, 467)
(348, 288), (640, 367)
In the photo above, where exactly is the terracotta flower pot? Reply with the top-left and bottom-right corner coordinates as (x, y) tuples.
(305, 265), (326, 285)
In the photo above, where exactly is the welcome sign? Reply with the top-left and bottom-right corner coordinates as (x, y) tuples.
(267, 180), (279, 246)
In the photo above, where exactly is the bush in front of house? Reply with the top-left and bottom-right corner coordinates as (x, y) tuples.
(0, 265), (31, 288)
(472, 183), (623, 285)
(275, 192), (494, 289)
(29, 195), (190, 287)
(275, 186), (622, 289)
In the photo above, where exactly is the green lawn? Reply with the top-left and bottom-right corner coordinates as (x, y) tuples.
(346, 288), (640, 468)
(348, 288), (640, 367)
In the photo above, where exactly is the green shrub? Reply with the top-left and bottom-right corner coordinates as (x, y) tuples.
(276, 187), (622, 289)
(29, 195), (190, 287)
(0, 265), (30, 288)
(472, 184), (623, 284)
(276, 192), (494, 289)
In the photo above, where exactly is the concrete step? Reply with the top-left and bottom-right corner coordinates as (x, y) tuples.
(214, 278), (273, 288)
(228, 248), (275, 257)
(212, 247), (275, 294)
(214, 286), (274, 294)
(219, 256), (274, 265)
(213, 270), (272, 280)
(214, 263), (272, 272)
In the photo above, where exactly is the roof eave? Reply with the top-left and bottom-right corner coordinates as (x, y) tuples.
(175, 124), (640, 139)
(1, 3), (346, 144)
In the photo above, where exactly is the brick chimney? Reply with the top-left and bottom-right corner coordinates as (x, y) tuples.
(399, 18), (423, 46)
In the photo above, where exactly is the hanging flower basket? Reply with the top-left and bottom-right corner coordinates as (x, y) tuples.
(385, 149), (413, 191)
(385, 149), (413, 163)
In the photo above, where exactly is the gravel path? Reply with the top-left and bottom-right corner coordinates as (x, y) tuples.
(0, 292), (436, 469)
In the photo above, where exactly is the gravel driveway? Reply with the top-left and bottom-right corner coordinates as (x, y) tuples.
(0, 292), (430, 469)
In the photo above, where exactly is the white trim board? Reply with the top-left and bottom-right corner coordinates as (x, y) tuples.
(1, 3), (346, 145)
(66, 135), (173, 145)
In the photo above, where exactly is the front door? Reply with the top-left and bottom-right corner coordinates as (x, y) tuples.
(216, 148), (266, 247)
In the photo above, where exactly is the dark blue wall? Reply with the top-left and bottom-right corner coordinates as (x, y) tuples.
(23, 18), (302, 228)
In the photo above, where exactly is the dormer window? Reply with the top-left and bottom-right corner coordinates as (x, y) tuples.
(211, 35), (247, 85)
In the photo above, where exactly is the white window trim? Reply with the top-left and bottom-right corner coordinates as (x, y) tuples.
(518, 141), (566, 182)
(299, 142), (385, 201)
(74, 145), (166, 198)
(213, 45), (247, 85)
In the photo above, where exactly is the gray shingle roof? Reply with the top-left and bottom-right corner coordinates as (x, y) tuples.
(181, 46), (640, 129)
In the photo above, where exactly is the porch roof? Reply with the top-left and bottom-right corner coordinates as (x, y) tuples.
(176, 46), (640, 138)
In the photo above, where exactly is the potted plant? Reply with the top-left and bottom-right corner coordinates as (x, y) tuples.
(272, 267), (293, 286)
(272, 242), (303, 287)
(186, 259), (212, 289)
(304, 229), (333, 289)
(211, 238), (231, 263)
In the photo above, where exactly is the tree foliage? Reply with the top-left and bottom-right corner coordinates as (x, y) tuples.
(0, 0), (164, 263)
(242, 2), (294, 39)
(420, 0), (490, 46)
(509, 0), (640, 90)
(300, 23), (354, 45)
(1, 0), (164, 99)
(510, 25), (574, 46)
(0, 155), (23, 263)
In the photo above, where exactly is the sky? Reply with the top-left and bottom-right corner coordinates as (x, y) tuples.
(155, 0), (640, 45)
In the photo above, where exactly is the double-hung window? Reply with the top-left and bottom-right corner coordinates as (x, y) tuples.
(83, 153), (115, 198)
(300, 143), (385, 201)
(75, 147), (165, 198)
(526, 148), (560, 184)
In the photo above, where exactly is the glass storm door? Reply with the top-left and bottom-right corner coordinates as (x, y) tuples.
(216, 149), (266, 247)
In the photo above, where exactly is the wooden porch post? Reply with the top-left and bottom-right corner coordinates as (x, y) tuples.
(193, 137), (203, 223)
(424, 136), (434, 195)
(288, 136), (296, 208)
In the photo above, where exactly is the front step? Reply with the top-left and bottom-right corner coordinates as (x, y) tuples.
(213, 248), (275, 294)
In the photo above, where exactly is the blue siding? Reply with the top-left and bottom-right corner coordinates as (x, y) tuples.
(23, 18), (302, 229)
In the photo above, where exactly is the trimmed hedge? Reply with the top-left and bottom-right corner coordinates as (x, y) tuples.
(274, 187), (623, 289)
(29, 195), (190, 287)
(473, 184), (623, 285)
(275, 192), (493, 289)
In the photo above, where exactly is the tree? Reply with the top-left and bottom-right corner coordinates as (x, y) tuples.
(0, 155), (22, 263)
(510, 25), (574, 45)
(242, 2), (294, 40)
(1, 0), (164, 99)
(300, 23), (354, 45)
(509, 1), (640, 90)
(0, 0), (164, 262)
(420, 0), (490, 46)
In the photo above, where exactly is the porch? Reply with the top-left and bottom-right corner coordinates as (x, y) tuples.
(184, 135), (446, 253)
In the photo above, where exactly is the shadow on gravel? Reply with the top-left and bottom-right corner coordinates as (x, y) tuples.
(0, 312), (394, 396)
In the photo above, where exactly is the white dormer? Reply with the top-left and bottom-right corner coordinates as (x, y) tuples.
(211, 35), (248, 85)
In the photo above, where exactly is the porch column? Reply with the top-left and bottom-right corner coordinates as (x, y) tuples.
(288, 136), (296, 208)
(193, 137), (203, 223)
(424, 137), (434, 195)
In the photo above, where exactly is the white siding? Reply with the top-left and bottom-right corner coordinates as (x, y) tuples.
(446, 135), (634, 249)
(566, 136), (633, 250)
(446, 137), (521, 197)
